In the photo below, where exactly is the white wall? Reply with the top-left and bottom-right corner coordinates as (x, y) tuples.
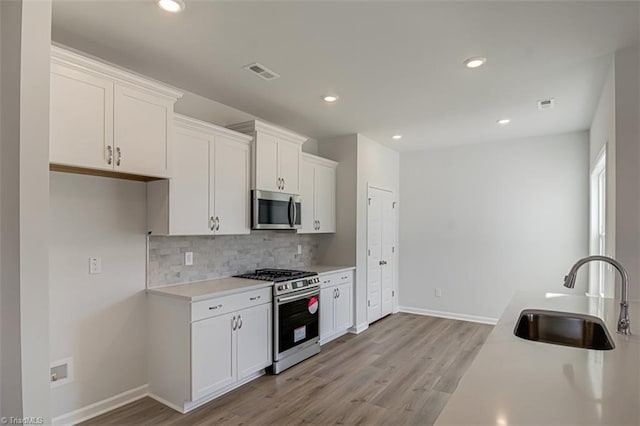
(49, 173), (148, 419)
(317, 134), (400, 331)
(355, 135), (400, 328)
(316, 135), (358, 266)
(0, 0), (52, 419)
(399, 132), (589, 321)
(0, 0), (22, 416)
(589, 62), (616, 296)
(613, 45), (640, 301)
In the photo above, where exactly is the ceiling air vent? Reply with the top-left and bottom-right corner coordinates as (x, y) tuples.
(244, 62), (280, 81)
(538, 98), (555, 110)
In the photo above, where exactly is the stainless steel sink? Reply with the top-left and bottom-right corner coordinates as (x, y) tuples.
(514, 309), (615, 350)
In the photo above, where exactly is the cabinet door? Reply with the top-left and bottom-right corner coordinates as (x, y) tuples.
(334, 282), (353, 333)
(237, 303), (272, 380)
(191, 313), (237, 401)
(314, 164), (336, 233)
(254, 133), (279, 192)
(169, 128), (212, 235)
(298, 160), (316, 233)
(50, 63), (114, 171)
(213, 137), (250, 235)
(319, 286), (336, 342)
(277, 140), (301, 194)
(114, 85), (172, 177)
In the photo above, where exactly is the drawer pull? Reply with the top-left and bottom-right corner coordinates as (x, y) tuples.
(208, 304), (223, 310)
(250, 296), (261, 301)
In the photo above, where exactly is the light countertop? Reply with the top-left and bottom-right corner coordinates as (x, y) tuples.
(146, 265), (355, 302)
(305, 265), (355, 275)
(146, 277), (273, 302)
(435, 292), (640, 425)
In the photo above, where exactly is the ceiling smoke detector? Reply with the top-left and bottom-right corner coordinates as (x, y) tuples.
(538, 98), (555, 110)
(244, 63), (280, 81)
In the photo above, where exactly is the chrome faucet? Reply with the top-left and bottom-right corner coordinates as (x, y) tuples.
(563, 255), (630, 335)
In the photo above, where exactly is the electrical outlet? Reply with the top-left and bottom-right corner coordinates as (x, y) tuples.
(89, 257), (102, 274)
(297, 244), (302, 255)
(435, 288), (442, 298)
(185, 252), (193, 266)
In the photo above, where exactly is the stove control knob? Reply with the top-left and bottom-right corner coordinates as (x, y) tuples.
(277, 285), (284, 291)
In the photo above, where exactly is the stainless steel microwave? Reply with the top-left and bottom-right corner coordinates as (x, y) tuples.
(252, 190), (302, 230)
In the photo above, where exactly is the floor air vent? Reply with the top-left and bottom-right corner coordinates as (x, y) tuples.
(244, 62), (280, 81)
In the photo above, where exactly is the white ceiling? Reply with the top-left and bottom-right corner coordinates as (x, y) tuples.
(51, 1), (639, 152)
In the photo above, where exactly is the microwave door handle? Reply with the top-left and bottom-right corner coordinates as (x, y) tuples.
(292, 198), (297, 227)
(288, 196), (295, 227)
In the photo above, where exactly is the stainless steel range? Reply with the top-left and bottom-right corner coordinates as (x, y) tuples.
(234, 268), (321, 374)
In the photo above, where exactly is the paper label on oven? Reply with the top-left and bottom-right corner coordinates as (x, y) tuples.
(308, 297), (319, 314)
(294, 326), (306, 342)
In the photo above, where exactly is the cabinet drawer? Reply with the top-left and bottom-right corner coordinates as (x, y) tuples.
(191, 287), (272, 322)
(319, 270), (353, 288)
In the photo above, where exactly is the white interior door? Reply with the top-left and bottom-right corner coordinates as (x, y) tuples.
(367, 186), (395, 324)
(367, 189), (383, 323)
(381, 191), (395, 317)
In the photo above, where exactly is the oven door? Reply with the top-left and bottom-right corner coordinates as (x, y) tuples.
(253, 190), (302, 230)
(274, 288), (320, 360)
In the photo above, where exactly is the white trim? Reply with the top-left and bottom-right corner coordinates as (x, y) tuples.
(399, 306), (498, 325)
(147, 392), (185, 414)
(52, 384), (149, 426)
(348, 321), (369, 334)
(182, 370), (265, 413)
(320, 328), (350, 345)
(51, 45), (183, 100)
(301, 152), (338, 168)
(174, 114), (253, 144)
(227, 120), (308, 145)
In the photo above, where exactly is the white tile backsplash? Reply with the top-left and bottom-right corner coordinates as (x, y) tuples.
(148, 232), (321, 287)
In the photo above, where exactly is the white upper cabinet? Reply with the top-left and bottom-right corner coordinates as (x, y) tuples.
(228, 120), (307, 194)
(299, 153), (337, 234)
(147, 114), (251, 236)
(50, 46), (182, 179)
(50, 64), (114, 171)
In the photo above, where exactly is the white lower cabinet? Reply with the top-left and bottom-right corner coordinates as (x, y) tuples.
(319, 270), (354, 345)
(148, 287), (272, 413)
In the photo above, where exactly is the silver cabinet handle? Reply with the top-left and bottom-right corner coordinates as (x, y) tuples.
(215, 216), (220, 231)
(337, 288), (340, 298)
(379, 260), (387, 266)
(106, 146), (113, 165)
(232, 315), (237, 331)
(209, 216), (215, 231)
(317, 220), (320, 231)
(237, 314), (243, 329)
(115, 147), (122, 166)
(249, 295), (261, 301)
(282, 177), (285, 190)
(208, 304), (222, 310)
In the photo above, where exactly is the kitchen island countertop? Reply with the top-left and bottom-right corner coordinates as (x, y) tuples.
(435, 291), (640, 425)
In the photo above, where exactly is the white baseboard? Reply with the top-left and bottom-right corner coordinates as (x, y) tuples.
(399, 306), (498, 325)
(147, 392), (185, 414)
(348, 321), (369, 334)
(52, 384), (149, 425)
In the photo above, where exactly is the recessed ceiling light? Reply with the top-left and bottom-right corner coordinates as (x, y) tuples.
(392, 135), (403, 140)
(464, 57), (487, 69)
(323, 95), (339, 103)
(157, 0), (185, 13)
(497, 118), (511, 125)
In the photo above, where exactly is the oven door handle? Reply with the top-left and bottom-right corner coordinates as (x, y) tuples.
(277, 289), (320, 304)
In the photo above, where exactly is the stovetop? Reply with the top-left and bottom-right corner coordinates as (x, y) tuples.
(234, 268), (317, 283)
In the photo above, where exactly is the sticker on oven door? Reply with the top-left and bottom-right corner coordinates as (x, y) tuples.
(308, 296), (319, 314)
(294, 326), (306, 342)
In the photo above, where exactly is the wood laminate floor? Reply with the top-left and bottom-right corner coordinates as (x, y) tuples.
(81, 313), (493, 426)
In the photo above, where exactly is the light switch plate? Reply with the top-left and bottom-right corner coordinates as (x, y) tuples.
(185, 252), (193, 266)
(297, 244), (302, 255)
(435, 288), (442, 297)
(89, 257), (102, 274)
